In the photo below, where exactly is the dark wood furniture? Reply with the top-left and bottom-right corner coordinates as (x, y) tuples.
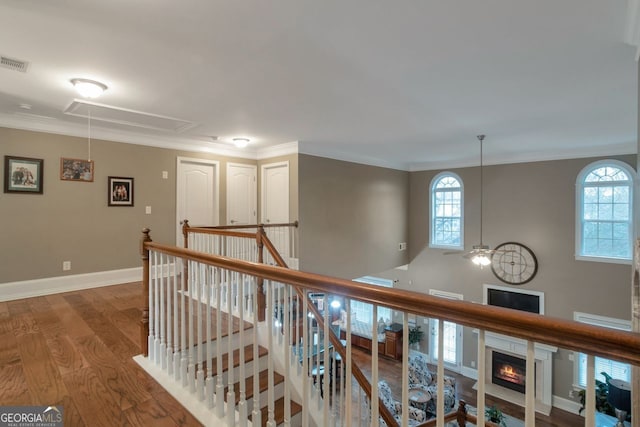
(339, 323), (403, 360)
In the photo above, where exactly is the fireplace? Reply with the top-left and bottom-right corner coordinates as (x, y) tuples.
(492, 351), (527, 394)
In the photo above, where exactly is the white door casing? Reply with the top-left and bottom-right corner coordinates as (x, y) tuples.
(227, 163), (257, 226)
(176, 157), (219, 246)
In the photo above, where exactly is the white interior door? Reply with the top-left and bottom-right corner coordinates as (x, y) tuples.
(261, 161), (290, 256)
(227, 163), (257, 226)
(428, 289), (463, 372)
(176, 157), (219, 245)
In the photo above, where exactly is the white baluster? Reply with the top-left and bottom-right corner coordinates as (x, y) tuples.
(226, 267), (236, 427)
(323, 295), (330, 427)
(206, 265), (214, 408)
(401, 313), (409, 427)
(437, 318), (444, 427)
(166, 255), (173, 376)
(197, 263), (205, 401)
(477, 330), (486, 427)
(266, 280), (276, 427)
(148, 250), (155, 362)
(302, 290), (309, 427)
(344, 298), (352, 427)
(584, 354), (595, 427)
(238, 272), (247, 427)
(251, 277), (261, 427)
(370, 305), (379, 427)
(283, 285), (291, 427)
(188, 260), (196, 393)
(215, 267), (225, 417)
(180, 258), (188, 386)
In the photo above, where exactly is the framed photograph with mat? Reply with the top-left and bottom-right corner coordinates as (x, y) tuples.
(4, 155), (44, 194)
(108, 176), (134, 206)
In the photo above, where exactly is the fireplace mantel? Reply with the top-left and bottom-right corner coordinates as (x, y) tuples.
(474, 331), (558, 415)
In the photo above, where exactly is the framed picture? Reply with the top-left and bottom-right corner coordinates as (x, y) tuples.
(108, 176), (134, 206)
(60, 157), (94, 182)
(4, 155), (44, 194)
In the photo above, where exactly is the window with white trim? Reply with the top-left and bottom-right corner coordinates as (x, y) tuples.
(576, 160), (634, 263)
(352, 276), (393, 323)
(430, 172), (463, 249)
(574, 312), (631, 388)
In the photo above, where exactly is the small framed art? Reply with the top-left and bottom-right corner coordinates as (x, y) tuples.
(4, 155), (44, 194)
(108, 176), (134, 206)
(60, 157), (94, 182)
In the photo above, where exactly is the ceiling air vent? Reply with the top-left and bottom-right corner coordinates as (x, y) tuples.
(0, 56), (29, 73)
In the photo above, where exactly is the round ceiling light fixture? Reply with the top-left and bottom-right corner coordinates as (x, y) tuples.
(232, 137), (250, 148)
(70, 78), (108, 98)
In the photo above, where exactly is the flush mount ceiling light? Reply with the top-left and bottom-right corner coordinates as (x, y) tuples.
(70, 78), (108, 98)
(233, 137), (250, 148)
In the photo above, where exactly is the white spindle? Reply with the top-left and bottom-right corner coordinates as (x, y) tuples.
(525, 340), (535, 427)
(148, 250), (155, 362)
(188, 260), (196, 393)
(215, 267), (225, 418)
(370, 304), (379, 427)
(180, 258), (188, 387)
(166, 255), (173, 376)
(197, 263), (205, 401)
(283, 284), (291, 427)
(585, 354), (596, 426)
(156, 252), (163, 365)
(477, 330), (486, 427)
(206, 265), (214, 408)
(302, 290), (309, 427)
(437, 318), (444, 427)
(345, 298), (352, 427)
(238, 272), (247, 427)
(252, 277), (261, 427)
(401, 312), (409, 427)
(227, 267), (236, 427)
(266, 280), (276, 427)
(323, 295), (330, 427)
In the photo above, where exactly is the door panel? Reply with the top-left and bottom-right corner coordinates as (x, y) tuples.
(227, 163), (257, 226)
(176, 157), (219, 245)
(261, 162), (290, 257)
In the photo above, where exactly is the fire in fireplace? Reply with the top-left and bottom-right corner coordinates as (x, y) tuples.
(492, 351), (529, 394)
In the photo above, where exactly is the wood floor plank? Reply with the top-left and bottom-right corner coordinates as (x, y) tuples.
(83, 288), (141, 344)
(73, 334), (152, 410)
(0, 329), (20, 366)
(124, 396), (180, 427)
(0, 362), (32, 405)
(44, 294), (95, 338)
(11, 312), (40, 337)
(62, 366), (130, 427)
(46, 334), (89, 375)
(7, 299), (30, 316)
(17, 331), (69, 404)
(152, 391), (203, 427)
(55, 395), (86, 427)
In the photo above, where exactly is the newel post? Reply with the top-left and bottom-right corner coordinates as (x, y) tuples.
(181, 220), (190, 290)
(256, 226), (266, 322)
(456, 400), (468, 427)
(140, 228), (152, 356)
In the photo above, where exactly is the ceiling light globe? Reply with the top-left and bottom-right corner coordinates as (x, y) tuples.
(233, 138), (250, 148)
(472, 254), (491, 266)
(70, 78), (108, 98)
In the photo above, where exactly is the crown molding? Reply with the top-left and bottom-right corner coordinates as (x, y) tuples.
(298, 141), (410, 171)
(257, 141), (299, 159)
(0, 113), (298, 160)
(626, 0), (640, 60)
(408, 142), (637, 172)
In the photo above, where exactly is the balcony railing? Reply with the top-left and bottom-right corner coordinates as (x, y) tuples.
(138, 226), (640, 427)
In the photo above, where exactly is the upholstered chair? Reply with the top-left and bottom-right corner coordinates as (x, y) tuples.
(366, 380), (428, 427)
(407, 353), (456, 415)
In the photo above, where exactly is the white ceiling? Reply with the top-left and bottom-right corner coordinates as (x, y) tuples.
(0, 0), (638, 170)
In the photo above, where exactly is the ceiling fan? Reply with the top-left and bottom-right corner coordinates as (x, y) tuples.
(445, 134), (496, 267)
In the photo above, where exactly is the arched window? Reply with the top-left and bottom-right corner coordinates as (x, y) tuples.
(430, 172), (463, 248)
(576, 160), (635, 263)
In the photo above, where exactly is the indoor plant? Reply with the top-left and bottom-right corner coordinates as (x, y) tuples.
(408, 325), (424, 348)
(485, 405), (507, 426)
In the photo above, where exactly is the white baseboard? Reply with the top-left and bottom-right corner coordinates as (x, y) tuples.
(0, 267), (142, 302)
(552, 395), (581, 415)
(461, 365), (478, 380)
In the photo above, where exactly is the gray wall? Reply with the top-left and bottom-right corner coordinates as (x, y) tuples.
(298, 154), (409, 280)
(0, 127), (294, 283)
(384, 154), (636, 403)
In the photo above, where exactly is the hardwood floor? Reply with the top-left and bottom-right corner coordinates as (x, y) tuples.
(0, 282), (583, 426)
(0, 282), (201, 427)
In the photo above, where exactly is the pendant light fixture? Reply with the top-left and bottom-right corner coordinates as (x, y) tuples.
(470, 134), (492, 267)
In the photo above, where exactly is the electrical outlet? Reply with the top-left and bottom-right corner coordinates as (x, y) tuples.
(569, 390), (576, 398)
(62, 261), (71, 271)
(470, 360), (476, 368)
(162, 171), (168, 179)
(398, 242), (407, 251)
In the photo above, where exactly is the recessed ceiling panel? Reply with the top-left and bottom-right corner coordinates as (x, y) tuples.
(64, 99), (196, 133)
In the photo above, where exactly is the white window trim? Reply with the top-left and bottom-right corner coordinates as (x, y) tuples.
(572, 311), (631, 389)
(574, 159), (635, 265)
(429, 171), (464, 250)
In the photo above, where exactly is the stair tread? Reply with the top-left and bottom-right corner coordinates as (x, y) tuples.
(249, 396), (303, 427)
(201, 344), (268, 376)
(224, 369), (285, 404)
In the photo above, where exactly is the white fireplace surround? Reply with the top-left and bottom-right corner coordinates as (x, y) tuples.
(476, 331), (558, 415)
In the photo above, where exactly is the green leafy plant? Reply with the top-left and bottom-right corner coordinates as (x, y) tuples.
(578, 372), (622, 419)
(485, 405), (507, 426)
(408, 325), (424, 345)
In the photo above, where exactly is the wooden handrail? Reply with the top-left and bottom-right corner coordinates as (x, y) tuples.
(142, 240), (640, 366)
(185, 221), (299, 231)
